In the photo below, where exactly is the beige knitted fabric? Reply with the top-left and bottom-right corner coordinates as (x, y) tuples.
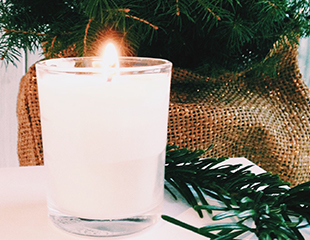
(17, 44), (310, 186)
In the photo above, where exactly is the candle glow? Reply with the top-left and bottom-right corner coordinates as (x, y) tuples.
(99, 42), (119, 81)
(102, 42), (119, 68)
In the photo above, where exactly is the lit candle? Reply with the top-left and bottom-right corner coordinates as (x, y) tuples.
(36, 43), (172, 236)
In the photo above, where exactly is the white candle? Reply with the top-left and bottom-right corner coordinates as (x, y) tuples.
(36, 49), (172, 222)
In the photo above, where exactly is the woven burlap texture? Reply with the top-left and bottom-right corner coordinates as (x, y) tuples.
(17, 65), (43, 166)
(17, 44), (310, 186)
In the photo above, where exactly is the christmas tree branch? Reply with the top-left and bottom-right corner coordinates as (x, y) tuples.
(84, 18), (93, 56)
(175, 0), (180, 16)
(0, 0), (309, 71)
(0, 47), (8, 60)
(163, 145), (310, 239)
(3, 28), (46, 36)
(124, 14), (158, 30)
(268, 1), (279, 9)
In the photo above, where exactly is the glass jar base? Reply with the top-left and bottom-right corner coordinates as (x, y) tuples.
(48, 209), (160, 237)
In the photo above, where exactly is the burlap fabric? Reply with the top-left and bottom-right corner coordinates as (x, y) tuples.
(17, 44), (310, 186)
(17, 65), (43, 166)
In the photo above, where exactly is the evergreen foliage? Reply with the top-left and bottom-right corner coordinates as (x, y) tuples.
(164, 145), (310, 239)
(0, 0), (309, 74)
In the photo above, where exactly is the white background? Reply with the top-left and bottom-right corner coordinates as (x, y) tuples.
(0, 38), (310, 168)
(0, 49), (43, 167)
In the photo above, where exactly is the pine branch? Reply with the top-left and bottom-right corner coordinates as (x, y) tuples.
(83, 18), (93, 56)
(0, 0), (309, 73)
(3, 28), (46, 36)
(164, 145), (310, 239)
(124, 14), (158, 30)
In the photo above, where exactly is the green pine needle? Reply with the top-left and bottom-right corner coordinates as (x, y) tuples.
(1, 0), (309, 75)
(164, 145), (310, 239)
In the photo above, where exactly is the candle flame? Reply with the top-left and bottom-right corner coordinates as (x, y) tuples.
(102, 43), (119, 69)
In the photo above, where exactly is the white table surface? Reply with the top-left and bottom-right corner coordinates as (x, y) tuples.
(0, 157), (307, 240)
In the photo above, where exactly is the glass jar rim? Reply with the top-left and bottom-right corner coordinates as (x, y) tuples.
(36, 56), (172, 73)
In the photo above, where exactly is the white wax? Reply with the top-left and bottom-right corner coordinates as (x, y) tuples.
(37, 71), (171, 219)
